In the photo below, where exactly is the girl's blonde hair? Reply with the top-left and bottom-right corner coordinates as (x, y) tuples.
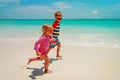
(42, 24), (51, 34)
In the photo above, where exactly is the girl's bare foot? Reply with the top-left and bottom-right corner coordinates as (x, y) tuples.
(44, 69), (52, 74)
(27, 59), (32, 65)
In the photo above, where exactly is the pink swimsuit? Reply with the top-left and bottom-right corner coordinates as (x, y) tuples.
(34, 35), (51, 55)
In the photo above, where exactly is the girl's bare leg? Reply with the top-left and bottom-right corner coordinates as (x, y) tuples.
(44, 54), (52, 73)
(27, 57), (43, 65)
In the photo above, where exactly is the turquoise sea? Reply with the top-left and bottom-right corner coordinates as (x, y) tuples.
(0, 19), (120, 47)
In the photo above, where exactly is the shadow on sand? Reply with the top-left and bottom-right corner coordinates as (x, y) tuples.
(27, 67), (44, 79)
(50, 58), (58, 64)
(27, 58), (58, 79)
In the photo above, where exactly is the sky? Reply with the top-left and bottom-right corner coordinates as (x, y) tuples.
(0, 0), (120, 19)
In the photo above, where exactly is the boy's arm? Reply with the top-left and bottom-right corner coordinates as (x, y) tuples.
(52, 20), (60, 28)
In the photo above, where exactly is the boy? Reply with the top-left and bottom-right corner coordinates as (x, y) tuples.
(48, 11), (62, 59)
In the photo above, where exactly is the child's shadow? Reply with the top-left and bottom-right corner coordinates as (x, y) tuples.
(42, 58), (58, 65)
(27, 58), (58, 79)
(50, 58), (58, 64)
(27, 67), (44, 79)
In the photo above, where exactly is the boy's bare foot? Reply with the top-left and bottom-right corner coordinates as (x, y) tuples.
(44, 70), (52, 74)
(56, 56), (62, 59)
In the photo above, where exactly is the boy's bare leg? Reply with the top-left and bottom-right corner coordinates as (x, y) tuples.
(56, 44), (62, 59)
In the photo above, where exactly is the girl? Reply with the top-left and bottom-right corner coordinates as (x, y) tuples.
(27, 24), (53, 73)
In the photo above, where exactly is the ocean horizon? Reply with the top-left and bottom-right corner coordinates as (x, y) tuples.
(0, 19), (120, 48)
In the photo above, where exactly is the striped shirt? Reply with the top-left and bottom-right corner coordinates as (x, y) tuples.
(52, 20), (60, 38)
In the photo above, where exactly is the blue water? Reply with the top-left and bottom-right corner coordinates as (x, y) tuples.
(0, 19), (120, 47)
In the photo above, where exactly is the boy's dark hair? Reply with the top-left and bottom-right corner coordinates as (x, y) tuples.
(55, 11), (62, 16)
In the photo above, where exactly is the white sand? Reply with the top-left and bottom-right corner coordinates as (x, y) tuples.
(0, 39), (120, 80)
